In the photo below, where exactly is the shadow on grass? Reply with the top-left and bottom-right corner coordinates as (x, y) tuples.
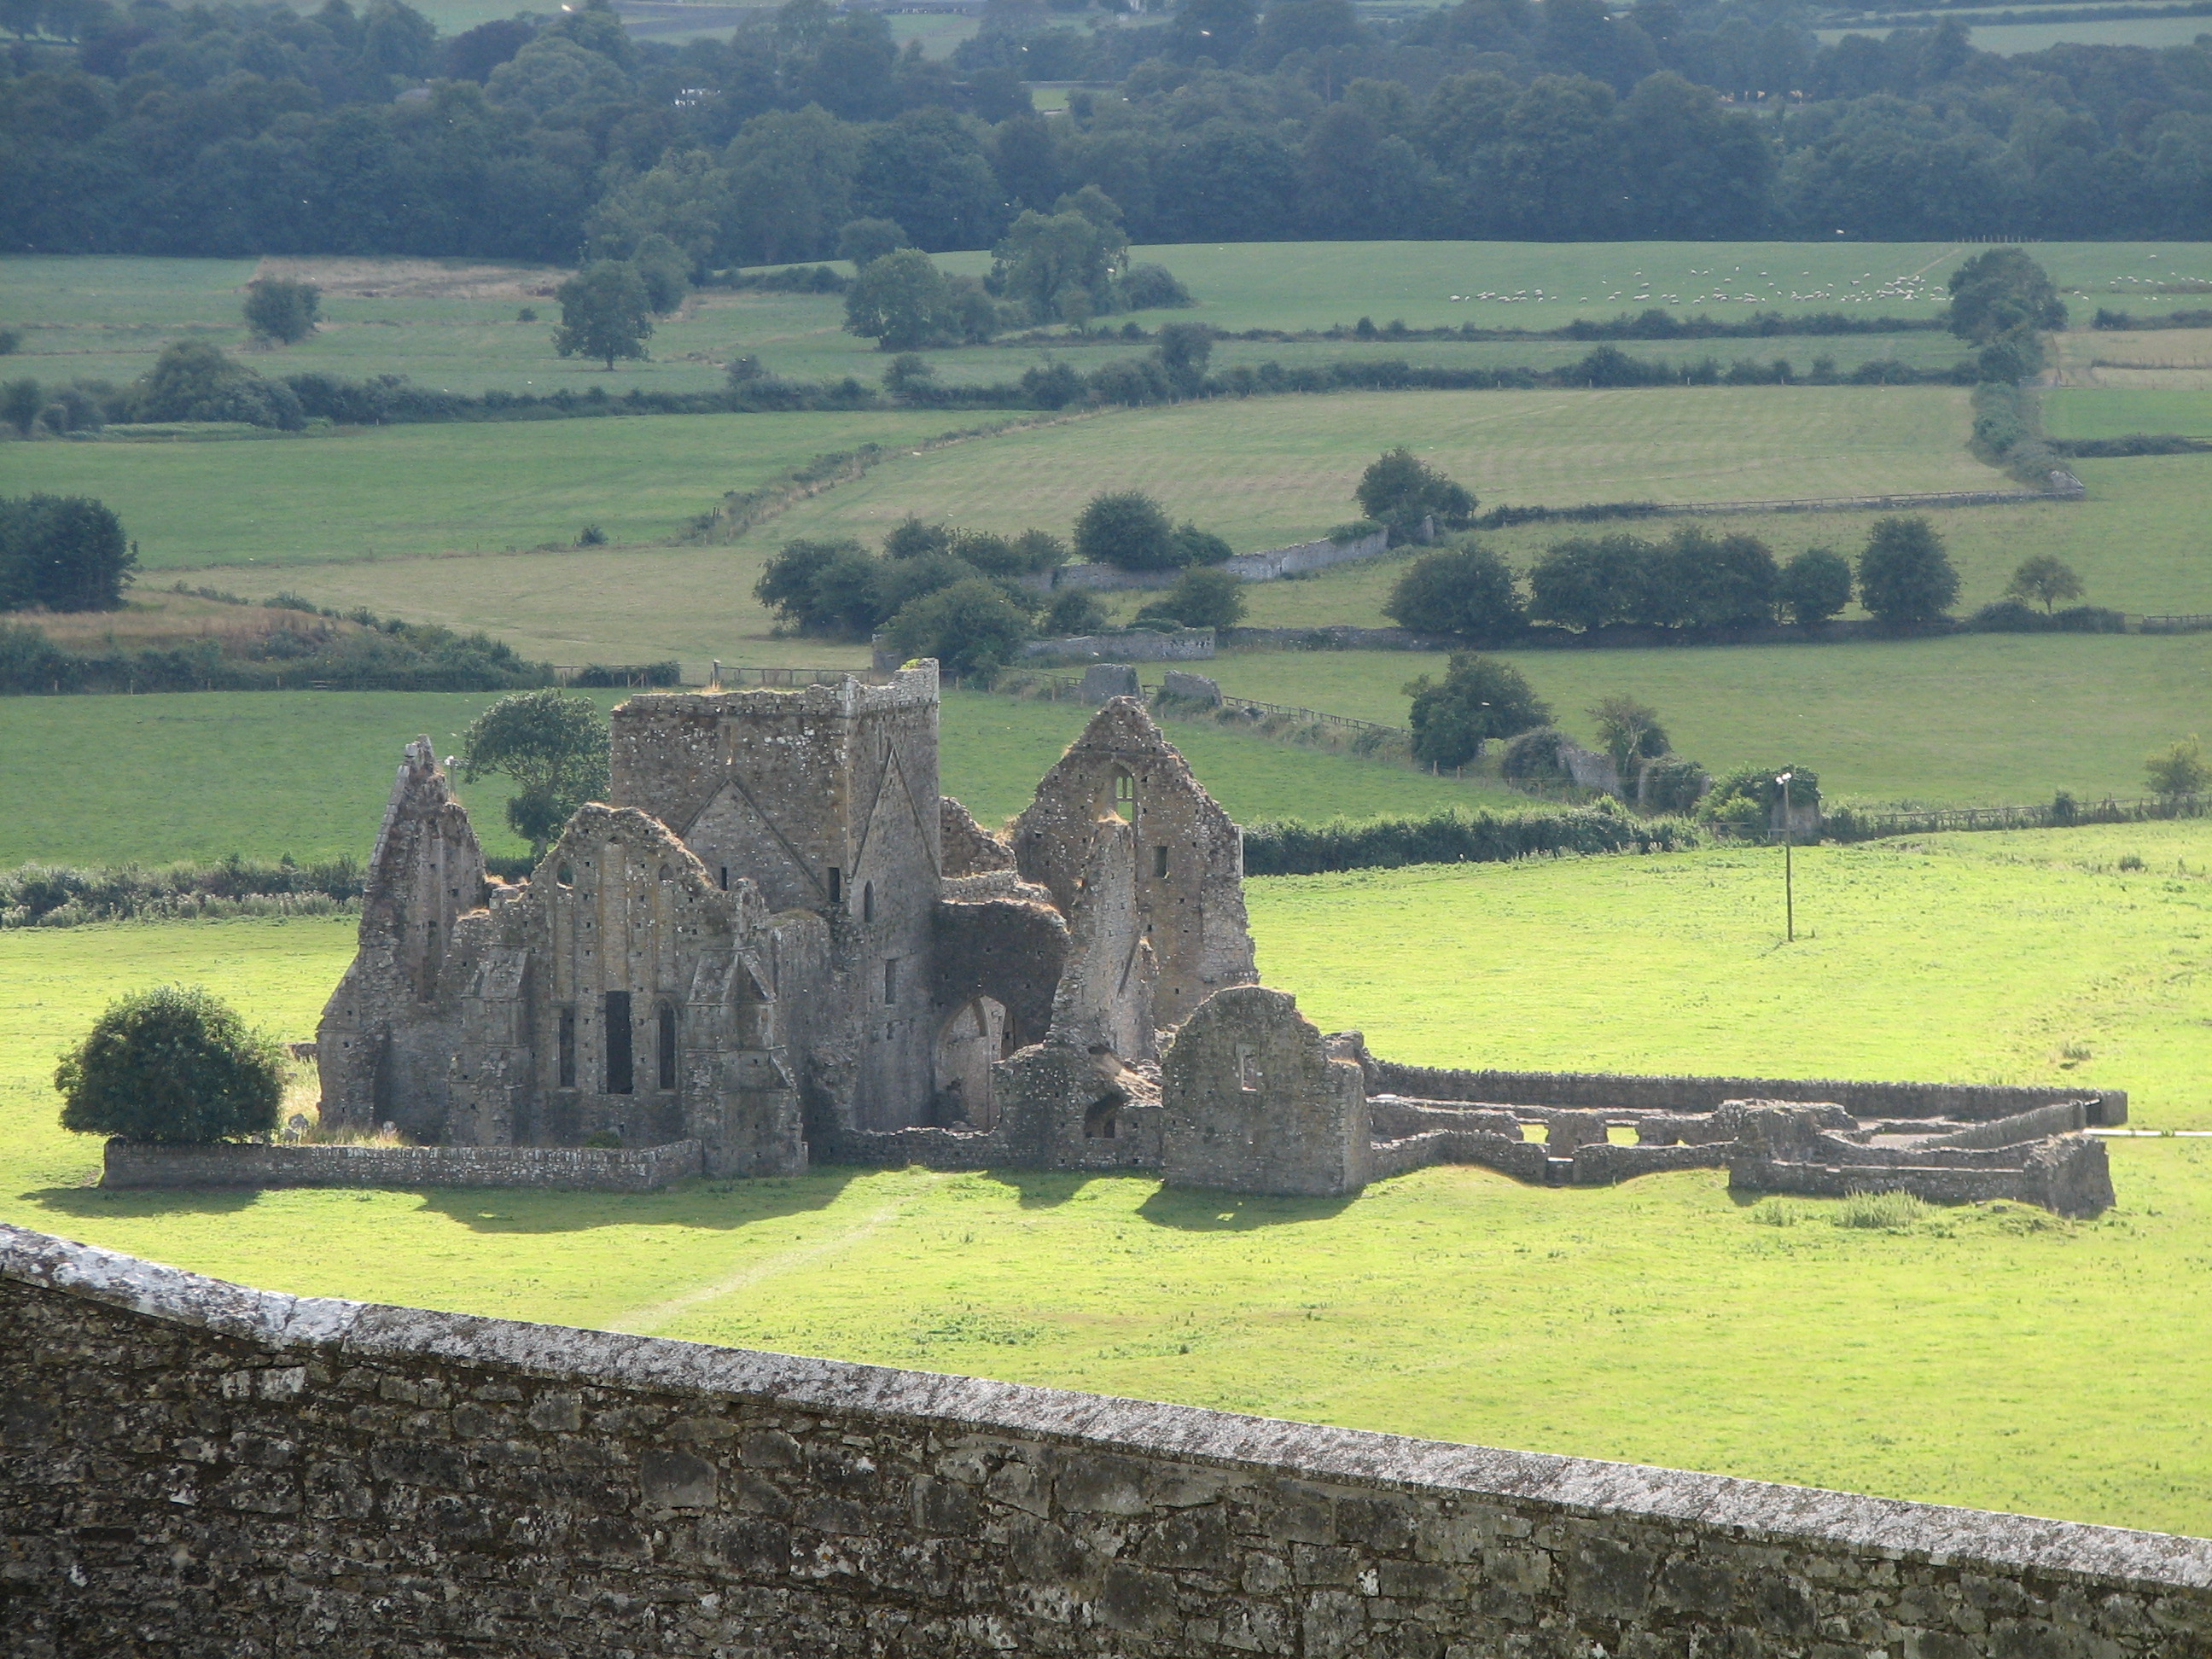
(24, 1185), (263, 1219)
(1136, 1185), (1357, 1231)
(411, 1169), (864, 1234)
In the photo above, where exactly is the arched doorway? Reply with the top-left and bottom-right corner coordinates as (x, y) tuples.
(934, 996), (1008, 1129)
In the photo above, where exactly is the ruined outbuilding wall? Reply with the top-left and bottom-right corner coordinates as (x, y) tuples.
(1361, 1057), (2128, 1126)
(7, 1225), (2211, 1659)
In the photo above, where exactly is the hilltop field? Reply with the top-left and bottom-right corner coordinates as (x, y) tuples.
(3, 818), (2209, 1536)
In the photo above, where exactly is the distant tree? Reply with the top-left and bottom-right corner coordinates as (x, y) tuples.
(0, 493), (135, 611)
(2005, 554), (2084, 613)
(1154, 323), (1213, 396)
(1947, 247), (2068, 344)
(1356, 448), (1476, 543)
(629, 233), (691, 314)
(458, 689), (610, 855)
(844, 247), (950, 350)
(1383, 544), (1524, 638)
(882, 577), (1031, 678)
(1778, 547), (1853, 627)
(1074, 491), (1177, 570)
(1652, 526), (1778, 629)
(1043, 588), (1109, 635)
(2, 377), (40, 438)
(1135, 566), (1246, 631)
(2146, 736), (2212, 799)
(242, 277), (321, 344)
(1526, 533), (1649, 632)
(1403, 653), (1550, 768)
(1856, 516), (1959, 626)
(755, 537), (885, 637)
(883, 515), (953, 561)
(0, 328), (21, 354)
(882, 352), (940, 403)
(1589, 693), (1668, 778)
(992, 207), (1124, 322)
(553, 261), (654, 370)
(56, 986), (282, 1144)
(835, 216), (908, 265)
(129, 341), (304, 428)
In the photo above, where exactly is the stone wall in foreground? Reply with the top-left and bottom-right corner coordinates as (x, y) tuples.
(5, 1225), (2209, 1659)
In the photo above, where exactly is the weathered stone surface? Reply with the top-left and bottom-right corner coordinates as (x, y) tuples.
(1079, 662), (1144, 702)
(4, 1223), (2209, 1659)
(1158, 670), (1224, 707)
(1161, 987), (1370, 1196)
(102, 1137), (704, 1191)
(1014, 699), (1257, 1029)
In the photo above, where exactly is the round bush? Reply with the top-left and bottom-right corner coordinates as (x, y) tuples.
(56, 985), (284, 1144)
(1074, 491), (1177, 570)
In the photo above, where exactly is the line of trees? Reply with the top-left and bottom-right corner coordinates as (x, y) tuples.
(0, 493), (132, 611)
(1384, 515), (1969, 638)
(9, 0), (2212, 262)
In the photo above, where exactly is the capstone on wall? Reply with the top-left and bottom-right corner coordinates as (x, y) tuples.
(7, 1225), (2209, 1659)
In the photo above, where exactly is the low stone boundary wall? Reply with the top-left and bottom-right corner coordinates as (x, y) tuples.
(1731, 1135), (2115, 1218)
(1572, 1141), (1732, 1183)
(1016, 532), (1393, 596)
(100, 1137), (706, 1192)
(1019, 628), (1216, 664)
(1365, 1060), (2128, 1126)
(1920, 1101), (2088, 1149)
(4, 1224), (2209, 1658)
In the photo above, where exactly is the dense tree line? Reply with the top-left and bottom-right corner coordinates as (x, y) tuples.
(7, 0), (2212, 259)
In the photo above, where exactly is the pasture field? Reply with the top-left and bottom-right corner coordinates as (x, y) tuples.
(5, 823), (2212, 1533)
(9, 243), (2209, 398)
(2044, 385), (2212, 436)
(1196, 632), (2212, 807)
(0, 687), (1493, 869)
(2052, 327), (2212, 391)
(0, 410), (973, 570)
(1819, 13), (2212, 52)
(733, 387), (2002, 553)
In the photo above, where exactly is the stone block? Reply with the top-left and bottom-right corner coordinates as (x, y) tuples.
(1079, 663), (1143, 703)
(1160, 671), (1224, 707)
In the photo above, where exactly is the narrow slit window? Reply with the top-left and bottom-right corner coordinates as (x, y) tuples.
(556, 1007), (577, 1089)
(657, 1004), (678, 1091)
(1152, 846), (1169, 879)
(882, 958), (899, 1005)
(1237, 1045), (1261, 1092)
(604, 991), (633, 1095)
(719, 865), (730, 891)
(828, 867), (843, 905)
(1114, 771), (1137, 821)
(862, 881), (875, 923)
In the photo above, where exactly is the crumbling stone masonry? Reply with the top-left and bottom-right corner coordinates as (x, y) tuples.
(96, 661), (2102, 1212)
(6, 1224), (2210, 1659)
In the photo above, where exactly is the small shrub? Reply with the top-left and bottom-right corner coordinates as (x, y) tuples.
(2146, 736), (2211, 798)
(577, 523), (608, 546)
(517, 306), (538, 322)
(56, 985), (284, 1144)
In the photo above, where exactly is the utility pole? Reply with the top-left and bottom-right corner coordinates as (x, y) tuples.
(1776, 770), (1796, 943)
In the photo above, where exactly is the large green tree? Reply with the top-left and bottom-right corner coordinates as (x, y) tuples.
(1356, 448), (1477, 542)
(0, 493), (134, 611)
(1404, 653), (1550, 768)
(459, 689), (611, 854)
(1857, 516), (1959, 627)
(242, 277), (321, 344)
(843, 247), (950, 351)
(553, 261), (654, 370)
(1074, 491), (1178, 571)
(1384, 544), (1524, 638)
(57, 986), (283, 1144)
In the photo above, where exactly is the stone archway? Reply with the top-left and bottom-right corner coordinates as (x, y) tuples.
(934, 996), (1008, 1129)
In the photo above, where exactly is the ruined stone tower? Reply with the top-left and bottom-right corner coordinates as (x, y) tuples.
(607, 663), (943, 1132)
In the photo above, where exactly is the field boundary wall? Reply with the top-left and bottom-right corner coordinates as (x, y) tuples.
(1365, 1062), (2128, 1124)
(99, 1137), (705, 1191)
(4, 1222), (2209, 1658)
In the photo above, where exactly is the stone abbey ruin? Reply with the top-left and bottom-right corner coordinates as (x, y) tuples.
(119, 661), (2112, 1215)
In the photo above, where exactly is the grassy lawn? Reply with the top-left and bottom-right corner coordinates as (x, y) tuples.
(754, 386), (1999, 554)
(1197, 632), (2212, 807)
(4, 822), (2211, 1534)
(0, 685), (1493, 868)
(2046, 386), (2212, 437)
(0, 410), (971, 570)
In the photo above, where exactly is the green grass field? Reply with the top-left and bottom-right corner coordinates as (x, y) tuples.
(748, 386), (2000, 552)
(0, 410), (971, 570)
(5, 821), (2212, 1534)
(0, 686), (1495, 868)
(9, 244), (2208, 399)
(2046, 387), (2212, 437)
(1819, 13), (2212, 52)
(1196, 632), (2212, 807)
